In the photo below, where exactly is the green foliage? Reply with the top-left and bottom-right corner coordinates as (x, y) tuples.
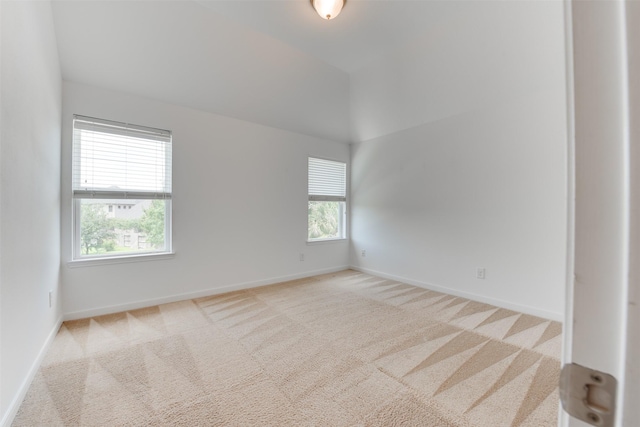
(80, 200), (166, 255)
(80, 203), (116, 255)
(112, 217), (141, 232)
(308, 201), (341, 239)
(140, 200), (166, 248)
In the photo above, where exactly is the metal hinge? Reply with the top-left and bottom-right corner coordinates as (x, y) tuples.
(560, 363), (617, 426)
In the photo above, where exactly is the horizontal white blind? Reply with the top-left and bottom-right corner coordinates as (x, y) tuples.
(308, 157), (346, 202)
(72, 115), (172, 199)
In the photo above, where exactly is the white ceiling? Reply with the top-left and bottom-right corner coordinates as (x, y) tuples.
(194, 0), (464, 73)
(50, 0), (471, 142)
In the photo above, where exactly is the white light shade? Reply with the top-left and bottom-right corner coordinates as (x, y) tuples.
(312, 0), (345, 20)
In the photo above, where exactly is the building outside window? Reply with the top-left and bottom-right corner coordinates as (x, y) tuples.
(72, 115), (172, 259)
(308, 157), (347, 241)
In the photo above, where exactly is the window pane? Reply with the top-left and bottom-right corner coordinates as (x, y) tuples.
(78, 198), (167, 256)
(308, 201), (344, 240)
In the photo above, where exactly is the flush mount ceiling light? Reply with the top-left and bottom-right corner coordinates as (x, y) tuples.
(311, 0), (346, 20)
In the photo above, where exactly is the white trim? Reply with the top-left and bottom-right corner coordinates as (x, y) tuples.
(63, 265), (350, 321)
(306, 237), (348, 245)
(72, 190), (172, 200)
(73, 114), (171, 139)
(67, 251), (175, 268)
(0, 316), (63, 427)
(165, 199), (172, 258)
(560, 0), (576, 425)
(350, 265), (564, 322)
(618, 2), (632, 423)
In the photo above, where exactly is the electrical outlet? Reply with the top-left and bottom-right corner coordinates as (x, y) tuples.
(476, 268), (486, 280)
(361, 249), (366, 257)
(299, 253), (305, 262)
(49, 290), (53, 308)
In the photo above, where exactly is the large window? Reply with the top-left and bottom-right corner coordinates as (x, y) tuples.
(308, 157), (346, 241)
(72, 115), (172, 259)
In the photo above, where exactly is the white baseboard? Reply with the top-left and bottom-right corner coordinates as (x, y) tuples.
(64, 265), (351, 321)
(1, 316), (64, 427)
(350, 265), (564, 322)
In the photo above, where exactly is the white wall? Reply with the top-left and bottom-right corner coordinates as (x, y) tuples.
(349, 1), (567, 320)
(0, 1), (62, 424)
(626, 2), (640, 423)
(61, 82), (349, 319)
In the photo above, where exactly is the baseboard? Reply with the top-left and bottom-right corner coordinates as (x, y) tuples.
(350, 265), (564, 322)
(63, 265), (351, 321)
(0, 316), (63, 427)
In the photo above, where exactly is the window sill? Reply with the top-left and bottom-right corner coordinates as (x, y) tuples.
(67, 252), (175, 268)
(306, 238), (348, 245)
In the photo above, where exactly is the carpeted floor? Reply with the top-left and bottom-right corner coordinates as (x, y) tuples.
(14, 270), (562, 426)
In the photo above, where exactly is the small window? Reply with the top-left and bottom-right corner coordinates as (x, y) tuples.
(72, 115), (172, 259)
(308, 157), (347, 241)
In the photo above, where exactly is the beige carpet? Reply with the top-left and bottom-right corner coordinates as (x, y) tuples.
(14, 270), (562, 426)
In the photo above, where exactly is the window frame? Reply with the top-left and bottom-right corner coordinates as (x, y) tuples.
(307, 156), (348, 243)
(71, 115), (173, 261)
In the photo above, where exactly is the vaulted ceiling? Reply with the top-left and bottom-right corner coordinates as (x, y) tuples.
(194, 0), (463, 73)
(50, 1), (498, 143)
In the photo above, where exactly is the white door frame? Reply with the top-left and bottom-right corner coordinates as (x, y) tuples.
(624, 2), (640, 424)
(562, 0), (638, 426)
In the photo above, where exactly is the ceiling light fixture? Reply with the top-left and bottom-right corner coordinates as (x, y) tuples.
(311, 0), (345, 20)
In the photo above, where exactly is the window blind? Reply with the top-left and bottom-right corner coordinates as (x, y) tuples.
(308, 157), (346, 202)
(72, 115), (172, 199)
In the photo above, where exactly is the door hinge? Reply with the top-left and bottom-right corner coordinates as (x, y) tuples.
(560, 363), (617, 426)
